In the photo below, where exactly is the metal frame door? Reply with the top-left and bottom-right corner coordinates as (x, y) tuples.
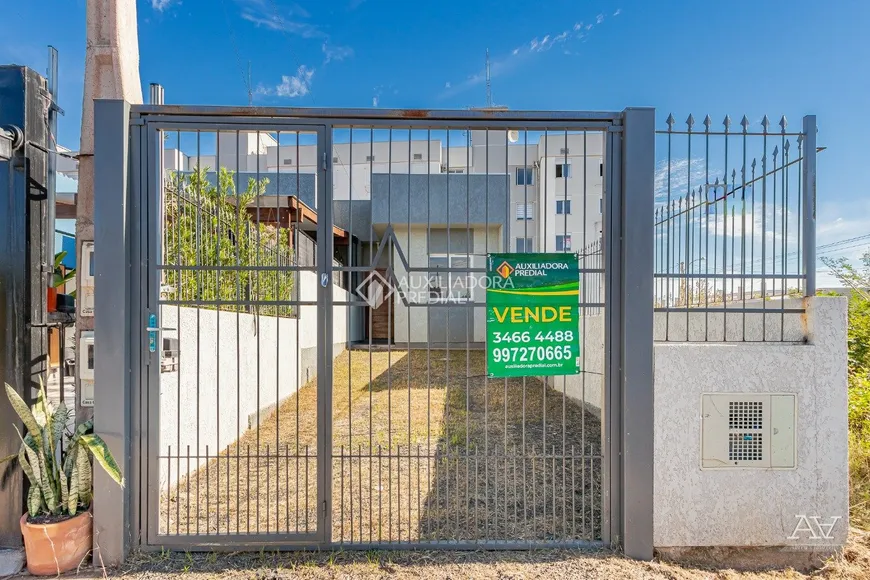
(139, 119), (331, 549)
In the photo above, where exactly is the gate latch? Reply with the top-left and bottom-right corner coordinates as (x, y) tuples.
(146, 313), (176, 353)
(321, 273), (329, 288)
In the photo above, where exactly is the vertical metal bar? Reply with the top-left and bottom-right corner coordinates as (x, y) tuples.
(378, 444), (382, 543)
(761, 120), (768, 339)
(254, 130), (262, 534)
(704, 125), (710, 339)
(801, 116), (817, 296)
(285, 443), (290, 533)
(194, 130), (202, 536)
(782, 131), (789, 340)
(348, 127), (355, 544)
(305, 444), (309, 533)
(685, 118), (692, 335)
(425, 127), (432, 542)
(166, 447), (171, 535)
(723, 119), (730, 338)
(187, 445), (191, 535)
(235, 130), (242, 534)
(750, 158), (757, 307)
(204, 445), (210, 533)
(214, 130), (222, 536)
(368, 127), (374, 543)
(796, 135), (803, 295)
(317, 124), (334, 545)
(274, 130), (281, 532)
(465, 127), (471, 542)
(288, 133), (298, 534)
(340, 444), (344, 542)
(741, 123), (748, 340)
(409, 130), (414, 544)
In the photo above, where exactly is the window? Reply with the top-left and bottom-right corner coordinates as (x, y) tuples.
(366, 155), (375, 162)
(447, 168), (465, 174)
(556, 200), (572, 215)
(283, 158), (293, 165)
(556, 234), (572, 251)
(516, 203), (534, 220)
(429, 255), (471, 302)
(413, 153), (423, 160)
(516, 167), (534, 185)
(560, 147), (570, 155)
(556, 163), (571, 178)
(516, 237), (534, 252)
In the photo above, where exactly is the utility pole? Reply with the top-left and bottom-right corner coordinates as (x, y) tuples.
(77, 0), (143, 420)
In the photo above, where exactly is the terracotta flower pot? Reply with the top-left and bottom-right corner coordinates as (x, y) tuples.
(47, 287), (58, 313)
(19, 511), (92, 575)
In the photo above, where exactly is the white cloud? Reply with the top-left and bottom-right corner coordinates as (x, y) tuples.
(322, 42), (354, 64)
(151, 0), (174, 10)
(257, 65), (315, 98)
(238, 0), (324, 38)
(613, 8), (623, 16)
(655, 157), (716, 203)
(596, 14), (605, 24)
(372, 96), (379, 107)
(441, 10), (623, 98)
(444, 81), (451, 89)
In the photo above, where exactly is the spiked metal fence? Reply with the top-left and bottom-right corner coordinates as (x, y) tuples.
(653, 114), (817, 342)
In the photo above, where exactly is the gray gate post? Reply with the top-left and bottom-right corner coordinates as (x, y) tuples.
(620, 107), (655, 560)
(92, 99), (132, 566)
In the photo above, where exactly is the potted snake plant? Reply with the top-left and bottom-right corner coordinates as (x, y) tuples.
(1, 382), (123, 575)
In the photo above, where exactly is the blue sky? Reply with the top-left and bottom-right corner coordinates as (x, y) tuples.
(3, 0), (870, 283)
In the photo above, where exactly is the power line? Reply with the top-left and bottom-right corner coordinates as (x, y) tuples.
(220, 0), (252, 103)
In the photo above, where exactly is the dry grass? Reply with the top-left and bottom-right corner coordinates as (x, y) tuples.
(160, 349), (603, 543)
(42, 526), (865, 580)
(849, 432), (870, 531)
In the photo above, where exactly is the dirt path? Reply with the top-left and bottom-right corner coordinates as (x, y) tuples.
(45, 528), (868, 580)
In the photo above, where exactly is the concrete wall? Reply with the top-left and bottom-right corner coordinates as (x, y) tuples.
(654, 297), (805, 342)
(371, 173), (509, 226)
(158, 272), (353, 486)
(557, 314), (606, 412)
(653, 296), (849, 551)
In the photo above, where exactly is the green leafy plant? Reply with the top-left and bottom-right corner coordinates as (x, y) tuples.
(0, 381), (123, 519)
(52, 251), (76, 296)
(163, 167), (294, 317)
(820, 251), (870, 529)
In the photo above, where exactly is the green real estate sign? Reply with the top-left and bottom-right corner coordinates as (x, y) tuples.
(486, 253), (582, 378)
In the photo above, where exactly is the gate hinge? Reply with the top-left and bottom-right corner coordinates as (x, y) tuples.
(322, 500), (328, 519)
(322, 151), (327, 171)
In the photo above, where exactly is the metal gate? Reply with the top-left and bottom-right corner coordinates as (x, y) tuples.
(127, 107), (636, 550)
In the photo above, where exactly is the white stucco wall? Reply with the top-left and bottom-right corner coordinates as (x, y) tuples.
(158, 272), (351, 486)
(653, 296), (849, 550)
